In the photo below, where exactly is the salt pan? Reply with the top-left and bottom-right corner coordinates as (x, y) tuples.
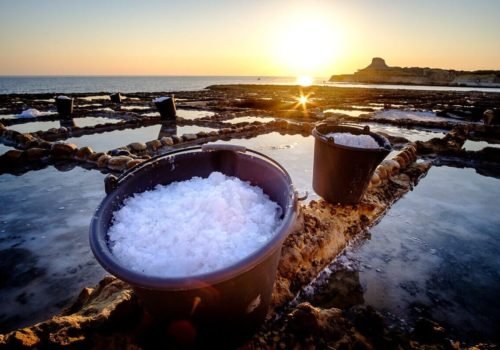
(325, 132), (380, 149)
(153, 96), (171, 103)
(107, 172), (282, 277)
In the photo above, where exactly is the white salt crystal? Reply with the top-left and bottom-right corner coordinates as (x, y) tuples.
(153, 96), (171, 103)
(18, 108), (41, 118)
(325, 132), (380, 149)
(107, 172), (282, 277)
(56, 95), (72, 100)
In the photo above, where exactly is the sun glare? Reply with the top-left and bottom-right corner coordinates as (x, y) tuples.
(297, 75), (313, 86)
(271, 13), (343, 76)
(298, 95), (308, 105)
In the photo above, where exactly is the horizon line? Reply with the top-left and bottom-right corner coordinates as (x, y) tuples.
(0, 74), (324, 78)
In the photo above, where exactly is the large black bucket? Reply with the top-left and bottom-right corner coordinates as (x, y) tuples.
(55, 96), (73, 118)
(89, 144), (298, 347)
(312, 124), (391, 204)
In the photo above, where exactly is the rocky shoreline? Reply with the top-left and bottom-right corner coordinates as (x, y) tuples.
(330, 58), (500, 88)
(1, 85), (499, 348)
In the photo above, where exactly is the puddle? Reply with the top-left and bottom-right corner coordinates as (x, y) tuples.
(141, 112), (160, 117)
(0, 115), (17, 120)
(0, 166), (107, 332)
(119, 105), (151, 110)
(225, 116), (275, 124)
(304, 166), (500, 344)
(33, 99), (55, 103)
(0, 111), (56, 120)
(7, 117), (122, 133)
(8, 121), (61, 134)
(323, 109), (368, 117)
(372, 109), (470, 124)
(367, 122), (446, 142)
(0, 144), (14, 154)
(367, 103), (385, 110)
(96, 107), (115, 113)
(72, 117), (122, 128)
(463, 140), (500, 151)
(213, 132), (316, 200)
(140, 109), (215, 120)
(78, 95), (109, 101)
(77, 103), (102, 108)
(176, 109), (215, 120)
(66, 124), (217, 152)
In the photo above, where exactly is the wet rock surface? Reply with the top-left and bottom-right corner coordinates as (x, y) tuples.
(1, 86), (499, 348)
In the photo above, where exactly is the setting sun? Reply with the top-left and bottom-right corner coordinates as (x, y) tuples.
(297, 75), (313, 86)
(270, 12), (344, 77)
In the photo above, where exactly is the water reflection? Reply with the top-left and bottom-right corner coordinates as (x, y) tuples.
(176, 109), (215, 120)
(308, 268), (365, 309)
(8, 117), (122, 134)
(0, 166), (107, 332)
(214, 132), (316, 201)
(8, 121), (60, 133)
(463, 140), (500, 151)
(225, 116), (275, 124)
(158, 121), (177, 138)
(323, 109), (368, 117)
(59, 119), (76, 128)
(0, 144), (13, 154)
(367, 122), (446, 142)
(66, 123), (216, 152)
(305, 166), (500, 344)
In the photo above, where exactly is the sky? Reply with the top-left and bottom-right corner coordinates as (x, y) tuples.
(0, 0), (499, 77)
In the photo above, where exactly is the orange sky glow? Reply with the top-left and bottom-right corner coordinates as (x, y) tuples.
(0, 0), (499, 77)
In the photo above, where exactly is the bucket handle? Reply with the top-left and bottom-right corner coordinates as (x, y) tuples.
(297, 190), (308, 201)
(104, 144), (295, 195)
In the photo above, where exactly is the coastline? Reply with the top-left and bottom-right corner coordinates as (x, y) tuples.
(1, 75), (500, 95)
(330, 58), (500, 90)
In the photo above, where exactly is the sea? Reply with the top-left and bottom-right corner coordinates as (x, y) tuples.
(1, 76), (500, 94)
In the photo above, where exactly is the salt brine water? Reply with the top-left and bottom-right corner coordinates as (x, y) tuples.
(107, 172), (282, 277)
(325, 132), (380, 149)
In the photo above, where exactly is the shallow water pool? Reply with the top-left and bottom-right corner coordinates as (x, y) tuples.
(0, 166), (107, 332)
(8, 117), (122, 134)
(305, 166), (500, 344)
(462, 140), (500, 151)
(323, 108), (369, 117)
(141, 109), (215, 120)
(0, 144), (14, 154)
(66, 123), (217, 152)
(366, 122), (446, 142)
(225, 116), (276, 124)
(176, 109), (215, 120)
(214, 132), (316, 200)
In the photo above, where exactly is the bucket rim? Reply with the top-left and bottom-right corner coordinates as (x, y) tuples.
(312, 123), (392, 152)
(89, 145), (298, 290)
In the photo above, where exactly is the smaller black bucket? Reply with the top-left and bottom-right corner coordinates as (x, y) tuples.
(55, 96), (73, 118)
(312, 123), (391, 204)
(154, 95), (177, 120)
(110, 92), (122, 103)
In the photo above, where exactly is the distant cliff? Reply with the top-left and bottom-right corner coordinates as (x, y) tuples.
(330, 58), (500, 87)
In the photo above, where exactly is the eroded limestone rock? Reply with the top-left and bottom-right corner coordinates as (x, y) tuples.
(0, 277), (139, 349)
